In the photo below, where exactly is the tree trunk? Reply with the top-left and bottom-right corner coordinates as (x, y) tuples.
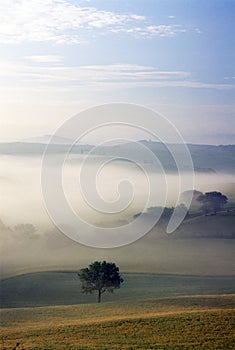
(98, 289), (101, 303)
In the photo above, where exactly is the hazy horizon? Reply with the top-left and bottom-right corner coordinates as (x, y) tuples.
(0, 1), (234, 145)
(1, 133), (235, 146)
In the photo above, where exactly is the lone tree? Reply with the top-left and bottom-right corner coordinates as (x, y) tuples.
(197, 191), (228, 215)
(78, 261), (123, 303)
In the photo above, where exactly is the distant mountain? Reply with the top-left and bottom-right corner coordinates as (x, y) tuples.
(187, 143), (235, 174)
(94, 140), (235, 173)
(0, 139), (234, 174)
(0, 142), (92, 155)
(22, 135), (75, 145)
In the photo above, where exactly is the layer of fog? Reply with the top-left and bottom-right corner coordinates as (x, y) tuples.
(0, 154), (234, 277)
(1, 154), (235, 226)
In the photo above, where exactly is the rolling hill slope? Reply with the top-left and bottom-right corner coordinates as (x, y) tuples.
(0, 140), (234, 173)
(1, 295), (234, 349)
(1, 272), (234, 308)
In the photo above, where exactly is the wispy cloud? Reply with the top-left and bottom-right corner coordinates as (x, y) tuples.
(111, 24), (186, 37)
(0, 61), (190, 83)
(0, 0), (143, 44)
(0, 0), (191, 44)
(0, 61), (233, 91)
(24, 55), (64, 63)
(224, 76), (235, 80)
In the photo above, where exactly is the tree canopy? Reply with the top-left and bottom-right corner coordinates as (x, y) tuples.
(78, 261), (123, 303)
(197, 191), (228, 215)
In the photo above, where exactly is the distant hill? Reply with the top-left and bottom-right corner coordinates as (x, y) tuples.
(0, 141), (92, 155)
(22, 135), (75, 144)
(140, 210), (235, 240)
(171, 211), (235, 239)
(187, 143), (235, 174)
(0, 139), (234, 173)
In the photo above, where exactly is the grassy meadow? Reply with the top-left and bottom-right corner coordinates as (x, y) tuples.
(1, 295), (234, 349)
(1, 272), (235, 308)
(1, 194), (234, 349)
(1, 272), (235, 349)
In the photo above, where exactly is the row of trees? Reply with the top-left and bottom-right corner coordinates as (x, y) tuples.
(133, 191), (229, 222)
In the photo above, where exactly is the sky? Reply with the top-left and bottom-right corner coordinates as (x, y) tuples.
(0, 0), (235, 144)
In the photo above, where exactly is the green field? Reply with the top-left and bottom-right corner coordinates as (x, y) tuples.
(1, 272), (235, 308)
(1, 273), (234, 349)
(1, 295), (234, 349)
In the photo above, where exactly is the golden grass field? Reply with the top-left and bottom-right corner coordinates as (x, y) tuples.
(1, 295), (234, 350)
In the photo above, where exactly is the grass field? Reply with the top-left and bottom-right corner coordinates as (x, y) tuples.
(1, 295), (234, 349)
(1, 273), (234, 349)
(1, 272), (235, 308)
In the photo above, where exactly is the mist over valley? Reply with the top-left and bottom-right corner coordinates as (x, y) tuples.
(1, 140), (234, 277)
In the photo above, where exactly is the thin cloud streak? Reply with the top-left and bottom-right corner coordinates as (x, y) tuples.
(0, 62), (191, 81)
(0, 61), (233, 91)
(24, 55), (64, 63)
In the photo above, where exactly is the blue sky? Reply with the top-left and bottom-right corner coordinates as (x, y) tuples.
(0, 0), (234, 144)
